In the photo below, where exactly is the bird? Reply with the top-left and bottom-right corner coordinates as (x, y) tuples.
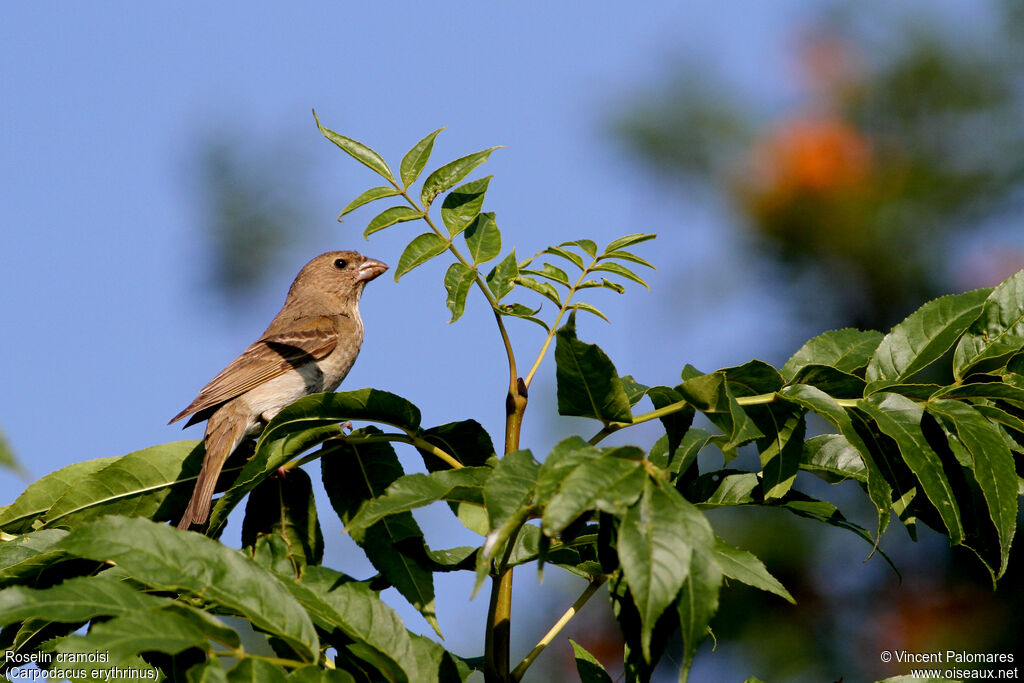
(170, 250), (387, 529)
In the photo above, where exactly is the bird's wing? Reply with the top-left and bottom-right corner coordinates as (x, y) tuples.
(169, 315), (339, 425)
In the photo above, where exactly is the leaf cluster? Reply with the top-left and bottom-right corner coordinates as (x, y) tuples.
(1, 124), (1022, 683)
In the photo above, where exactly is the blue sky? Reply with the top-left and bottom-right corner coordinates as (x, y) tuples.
(0, 1), (987, 674)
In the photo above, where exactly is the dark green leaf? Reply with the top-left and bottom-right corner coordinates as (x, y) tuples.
(800, 434), (867, 483)
(778, 384), (894, 537)
(534, 436), (599, 506)
(241, 468), (324, 574)
(646, 385), (693, 457)
(57, 608), (211, 665)
(228, 659), (288, 683)
(752, 404), (805, 500)
(56, 516), (319, 661)
(440, 176), (491, 237)
(484, 449), (539, 532)
(954, 270), (1024, 378)
(927, 400), (1017, 578)
(338, 186), (400, 219)
(400, 128), (445, 188)
(620, 376), (650, 407)
(619, 480), (703, 661)
(485, 250), (518, 301)
(395, 232), (447, 280)
(0, 529), (70, 587)
(555, 313), (633, 424)
(463, 212), (501, 265)
(858, 393), (964, 544)
(443, 262), (476, 323)
(314, 113), (394, 182)
(420, 147), (500, 207)
(0, 575), (170, 626)
(417, 420), (496, 470)
(542, 451), (646, 535)
(789, 364), (865, 399)
(346, 468), (491, 541)
(781, 329), (883, 381)
(677, 546), (722, 681)
(363, 206), (422, 239)
(570, 639), (614, 683)
(712, 537), (793, 602)
(866, 288), (990, 389)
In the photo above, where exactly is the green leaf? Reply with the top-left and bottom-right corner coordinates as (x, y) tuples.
(314, 113), (395, 183)
(400, 128), (445, 188)
(777, 384), (893, 537)
(646, 385), (693, 457)
(677, 547), (722, 682)
(927, 400), (1017, 578)
(525, 262), (570, 287)
(242, 467), (324, 574)
(321, 430), (440, 637)
(752, 404), (805, 500)
(484, 449), (539, 532)
(420, 147), (500, 207)
(619, 480), (704, 661)
(620, 376), (650, 407)
(485, 250), (518, 301)
(592, 262), (649, 289)
(605, 233), (656, 252)
(712, 537), (794, 603)
(0, 457), (118, 533)
(555, 312), (633, 424)
(562, 239), (598, 258)
(600, 278), (625, 294)
(867, 288), (990, 389)
(535, 436), (599, 505)
(954, 270), (1024, 378)
(0, 575), (170, 626)
(56, 516), (319, 661)
(542, 246), (585, 269)
(0, 428), (23, 475)
(395, 232), (448, 280)
(496, 302), (549, 331)
(515, 276), (561, 306)
(800, 434), (867, 483)
(600, 250), (656, 270)
(443, 262), (476, 323)
(677, 372), (762, 457)
(569, 639), (614, 683)
(781, 329), (883, 381)
(338, 186), (400, 219)
(857, 393), (964, 544)
(463, 212), (501, 265)
(542, 451), (646, 535)
(346, 467), (491, 541)
(789, 364), (865, 399)
(38, 441), (203, 529)
(569, 302), (610, 323)
(440, 176), (491, 237)
(228, 659), (288, 683)
(0, 528), (70, 587)
(294, 566), (418, 683)
(56, 608), (212, 665)
(417, 420), (496, 471)
(363, 206), (423, 239)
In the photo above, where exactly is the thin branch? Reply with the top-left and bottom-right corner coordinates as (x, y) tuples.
(286, 432), (463, 470)
(510, 576), (608, 682)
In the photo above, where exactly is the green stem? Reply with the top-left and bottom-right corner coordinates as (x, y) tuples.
(588, 392), (860, 445)
(510, 576), (608, 681)
(214, 651), (308, 669)
(286, 432), (462, 470)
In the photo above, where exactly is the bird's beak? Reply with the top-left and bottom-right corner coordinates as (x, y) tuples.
(357, 258), (388, 283)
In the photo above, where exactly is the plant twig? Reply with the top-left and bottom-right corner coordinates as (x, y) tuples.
(510, 576), (608, 681)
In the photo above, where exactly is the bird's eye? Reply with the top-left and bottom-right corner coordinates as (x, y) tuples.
(333, 258), (348, 270)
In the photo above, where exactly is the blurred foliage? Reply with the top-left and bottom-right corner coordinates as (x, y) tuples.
(615, 1), (1024, 331)
(608, 2), (1024, 681)
(187, 130), (317, 305)
(0, 428), (24, 477)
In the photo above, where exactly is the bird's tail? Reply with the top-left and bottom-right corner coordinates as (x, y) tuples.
(177, 405), (248, 530)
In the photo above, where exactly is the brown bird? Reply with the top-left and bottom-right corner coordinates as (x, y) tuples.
(170, 250), (387, 529)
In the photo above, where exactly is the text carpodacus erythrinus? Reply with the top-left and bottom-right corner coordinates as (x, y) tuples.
(170, 250), (387, 529)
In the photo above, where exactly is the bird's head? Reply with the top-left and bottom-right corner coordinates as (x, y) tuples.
(286, 250), (388, 311)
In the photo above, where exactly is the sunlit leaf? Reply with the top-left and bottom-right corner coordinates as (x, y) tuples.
(600, 250), (656, 270)
(516, 276), (561, 307)
(441, 176), (491, 236)
(400, 128), (445, 188)
(464, 212), (501, 265)
(561, 239), (597, 258)
(781, 329), (883, 381)
(421, 147), (500, 207)
(954, 271), (1024, 378)
(364, 206), (423, 239)
(485, 250), (518, 301)
(605, 233), (656, 252)
(542, 246), (585, 269)
(338, 186), (400, 219)
(314, 113), (394, 183)
(395, 232), (448, 280)
(592, 262), (649, 289)
(444, 262), (476, 323)
(497, 302), (549, 331)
